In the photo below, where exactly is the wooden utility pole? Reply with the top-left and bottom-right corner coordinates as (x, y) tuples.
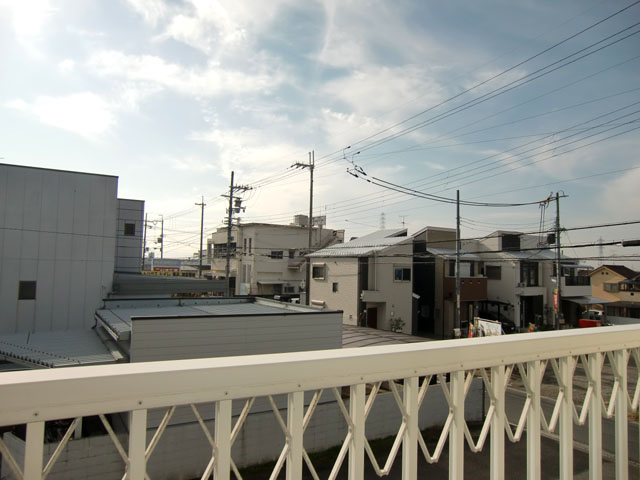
(223, 171), (251, 296)
(141, 213), (148, 271)
(554, 192), (562, 329)
(455, 190), (461, 336)
(195, 196), (206, 278)
(292, 151), (314, 305)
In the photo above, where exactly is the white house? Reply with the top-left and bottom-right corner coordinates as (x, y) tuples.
(475, 231), (592, 329)
(207, 217), (344, 296)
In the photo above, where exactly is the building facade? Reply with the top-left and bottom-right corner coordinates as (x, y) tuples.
(207, 217), (344, 296)
(0, 164), (143, 334)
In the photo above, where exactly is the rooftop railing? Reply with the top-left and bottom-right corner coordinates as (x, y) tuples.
(1, 325), (639, 480)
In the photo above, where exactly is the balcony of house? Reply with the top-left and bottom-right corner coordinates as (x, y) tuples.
(360, 289), (385, 303)
(5, 326), (637, 480)
(561, 275), (592, 298)
(443, 276), (488, 301)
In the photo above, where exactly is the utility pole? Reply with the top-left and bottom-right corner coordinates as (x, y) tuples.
(160, 215), (164, 259)
(455, 190), (461, 336)
(223, 171), (251, 296)
(554, 192), (562, 330)
(292, 151), (314, 305)
(141, 213), (148, 271)
(195, 196), (206, 278)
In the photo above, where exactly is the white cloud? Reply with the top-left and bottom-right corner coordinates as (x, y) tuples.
(1, 0), (51, 38)
(6, 92), (115, 138)
(123, 0), (167, 26)
(88, 50), (284, 98)
(57, 58), (75, 73)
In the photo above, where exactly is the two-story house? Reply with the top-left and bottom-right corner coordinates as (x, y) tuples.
(476, 231), (592, 330)
(589, 265), (640, 324)
(308, 226), (488, 337)
(207, 216), (344, 297)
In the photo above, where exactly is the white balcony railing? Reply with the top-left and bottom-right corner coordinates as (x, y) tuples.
(1, 326), (639, 480)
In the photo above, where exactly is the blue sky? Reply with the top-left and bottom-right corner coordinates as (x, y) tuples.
(1, 0), (639, 264)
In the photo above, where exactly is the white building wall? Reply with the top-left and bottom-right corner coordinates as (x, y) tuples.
(366, 244), (413, 333)
(311, 258), (359, 324)
(0, 164), (118, 334)
(115, 199), (144, 273)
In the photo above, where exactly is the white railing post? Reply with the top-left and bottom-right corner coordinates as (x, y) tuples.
(449, 370), (465, 480)
(614, 349), (629, 480)
(127, 409), (148, 480)
(24, 421), (44, 480)
(402, 376), (419, 480)
(490, 365), (505, 480)
(588, 353), (602, 480)
(349, 383), (366, 480)
(526, 361), (541, 480)
(214, 399), (233, 480)
(559, 356), (573, 480)
(286, 391), (304, 480)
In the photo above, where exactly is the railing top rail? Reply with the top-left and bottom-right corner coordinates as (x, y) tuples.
(1, 325), (639, 426)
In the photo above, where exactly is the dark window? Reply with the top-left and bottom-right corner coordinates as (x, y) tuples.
(18, 281), (37, 300)
(520, 262), (539, 287)
(270, 250), (283, 259)
(394, 267), (411, 281)
(448, 261), (455, 277)
(486, 266), (501, 280)
(502, 234), (521, 251)
(604, 283), (619, 293)
(312, 264), (326, 279)
(248, 238), (252, 254)
(289, 249), (296, 259)
(124, 223), (136, 236)
(332, 282), (339, 292)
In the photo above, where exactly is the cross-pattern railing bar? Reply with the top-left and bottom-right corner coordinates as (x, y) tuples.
(190, 404), (215, 447)
(559, 356), (574, 480)
(588, 352), (603, 480)
(214, 399), (232, 480)
(1, 326), (640, 480)
(0, 432), (24, 479)
(402, 377), (419, 479)
(145, 406), (175, 461)
(286, 391), (304, 480)
(490, 365), (506, 480)
(24, 421), (44, 480)
(526, 360), (541, 480)
(614, 349), (629, 480)
(349, 383), (365, 480)
(42, 417), (80, 480)
(449, 370), (465, 480)
(126, 409), (147, 480)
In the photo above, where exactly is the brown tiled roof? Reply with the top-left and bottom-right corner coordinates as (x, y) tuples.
(596, 265), (638, 279)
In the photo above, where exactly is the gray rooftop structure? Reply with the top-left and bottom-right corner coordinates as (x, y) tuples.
(308, 228), (409, 258)
(0, 330), (118, 368)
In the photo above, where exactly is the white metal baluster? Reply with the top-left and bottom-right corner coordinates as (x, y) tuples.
(490, 365), (505, 480)
(24, 421), (45, 480)
(559, 356), (574, 480)
(526, 361), (541, 480)
(349, 384), (365, 480)
(588, 353), (602, 480)
(286, 391), (304, 480)
(214, 400), (233, 480)
(449, 370), (465, 480)
(402, 376), (419, 480)
(614, 349), (629, 480)
(127, 409), (148, 480)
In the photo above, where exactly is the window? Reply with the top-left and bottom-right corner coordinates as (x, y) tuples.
(289, 249), (296, 259)
(312, 264), (326, 280)
(243, 238), (247, 253)
(520, 262), (539, 287)
(124, 222), (136, 236)
(604, 282), (619, 293)
(486, 265), (501, 280)
(248, 238), (252, 254)
(502, 233), (521, 251)
(332, 282), (339, 292)
(270, 250), (283, 259)
(18, 281), (37, 300)
(394, 267), (411, 281)
(284, 286), (296, 294)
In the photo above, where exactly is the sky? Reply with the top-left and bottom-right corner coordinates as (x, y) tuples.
(1, 0), (639, 265)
